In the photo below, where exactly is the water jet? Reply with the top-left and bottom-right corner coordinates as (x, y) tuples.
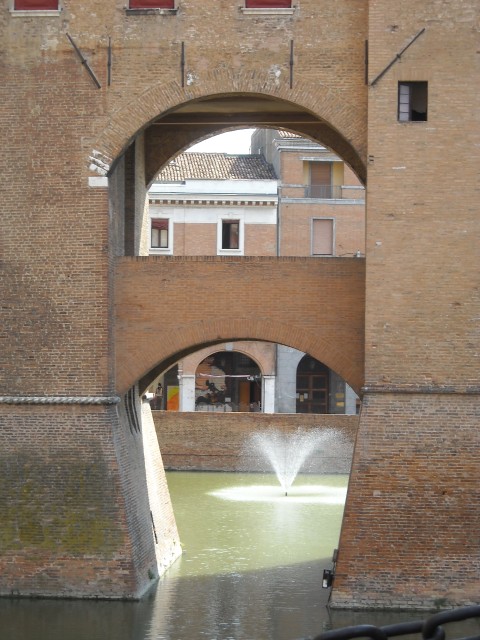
(245, 428), (343, 494)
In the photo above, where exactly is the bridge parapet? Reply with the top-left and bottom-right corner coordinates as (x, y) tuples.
(115, 256), (365, 395)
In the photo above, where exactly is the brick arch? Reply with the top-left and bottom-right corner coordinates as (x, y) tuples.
(181, 343), (274, 377)
(130, 317), (363, 398)
(91, 68), (366, 182)
(116, 256), (365, 398)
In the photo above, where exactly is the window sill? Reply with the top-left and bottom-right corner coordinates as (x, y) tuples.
(126, 8), (178, 15)
(10, 9), (61, 16)
(217, 250), (244, 256)
(150, 248), (173, 255)
(240, 7), (295, 15)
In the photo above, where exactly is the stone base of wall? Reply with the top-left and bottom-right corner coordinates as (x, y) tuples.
(153, 411), (358, 474)
(331, 392), (480, 610)
(0, 403), (179, 600)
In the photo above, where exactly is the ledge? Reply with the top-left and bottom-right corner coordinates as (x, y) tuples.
(10, 9), (61, 16)
(240, 7), (295, 15)
(125, 8), (178, 15)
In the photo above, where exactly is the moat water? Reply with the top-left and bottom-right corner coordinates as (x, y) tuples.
(0, 472), (477, 640)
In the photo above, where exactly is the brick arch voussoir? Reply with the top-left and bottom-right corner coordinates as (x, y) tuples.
(184, 344), (268, 376)
(131, 317), (363, 397)
(91, 68), (366, 178)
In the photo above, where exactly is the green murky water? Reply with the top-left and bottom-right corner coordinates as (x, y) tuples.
(0, 472), (477, 640)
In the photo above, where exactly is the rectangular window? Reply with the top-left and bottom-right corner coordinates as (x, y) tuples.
(245, 0), (291, 6)
(398, 81), (428, 122)
(14, 0), (58, 8)
(222, 220), (240, 250)
(129, 0), (174, 8)
(312, 219), (334, 256)
(151, 218), (169, 249)
(309, 162), (333, 199)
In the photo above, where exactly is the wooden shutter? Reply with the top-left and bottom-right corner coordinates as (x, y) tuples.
(245, 0), (291, 7)
(310, 162), (332, 197)
(312, 219), (334, 255)
(129, 0), (174, 8)
(151, 219), (169, 248)
(14, 0), (58, 9)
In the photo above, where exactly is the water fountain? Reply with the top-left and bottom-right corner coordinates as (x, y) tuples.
(245, 428), (344, 495)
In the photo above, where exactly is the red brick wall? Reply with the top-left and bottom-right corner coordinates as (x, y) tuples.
(115, 256), (366, 395)
(2, 0), (478, 608)
(153, 411), (358, 473)
(333, 394), (480, 609)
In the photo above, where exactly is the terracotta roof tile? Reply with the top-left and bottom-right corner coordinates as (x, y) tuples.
(157, 153), (277, 181)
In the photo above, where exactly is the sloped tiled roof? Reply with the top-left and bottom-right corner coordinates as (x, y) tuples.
(157, 153), (277, 181)
(277, 130), (301, 138)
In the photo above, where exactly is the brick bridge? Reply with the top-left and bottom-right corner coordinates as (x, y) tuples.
(115, 256), (365, 395)
(1, 0), (478, 611)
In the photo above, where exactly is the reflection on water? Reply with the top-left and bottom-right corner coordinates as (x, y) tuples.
(0, 472), (477, 640)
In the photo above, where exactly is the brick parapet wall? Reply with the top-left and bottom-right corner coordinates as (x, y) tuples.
(116, 256), (365, 395)
(153, 411), (358, 473)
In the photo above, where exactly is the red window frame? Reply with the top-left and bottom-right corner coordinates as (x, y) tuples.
(245, 0), (292, 7)
(129, 0), (174, 8)
(14, 0), (58, 9)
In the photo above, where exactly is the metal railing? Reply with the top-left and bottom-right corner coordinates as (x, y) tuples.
(306, 185), (343, 199)
(311, 605), (480, 640)
(304, 185), (365, 200)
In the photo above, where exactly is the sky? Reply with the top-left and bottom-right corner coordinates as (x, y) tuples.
(187, 128), (256, 154)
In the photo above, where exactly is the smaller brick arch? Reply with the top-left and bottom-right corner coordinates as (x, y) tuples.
(180, 343), (275, 377)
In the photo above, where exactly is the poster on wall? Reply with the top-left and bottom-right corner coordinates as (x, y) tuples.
(167, 386), (179, 411)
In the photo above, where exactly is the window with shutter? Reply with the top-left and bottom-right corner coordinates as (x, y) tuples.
(151, 219), (170, 250)
(222, 221), (240, 250)
(14, 0), (58, 9)
(398, 82), (428, 122)
(310, 162), (332, 199)
(129, 0), (174, 7)
(312, 219), (334, 256)
(245, 0), (291, 6)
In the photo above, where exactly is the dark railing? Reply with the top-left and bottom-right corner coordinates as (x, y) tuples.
(310, 605), (480, 640)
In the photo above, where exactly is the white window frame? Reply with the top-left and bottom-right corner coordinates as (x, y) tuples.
(150, 216), (173, 255)
(311, 217), (335, 257)
(241, 0), (294, 14)
(398, 81), (428, 122)
(217, 215), (244, 256)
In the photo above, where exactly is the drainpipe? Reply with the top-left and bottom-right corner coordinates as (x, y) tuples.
(276, 183), (281, 256)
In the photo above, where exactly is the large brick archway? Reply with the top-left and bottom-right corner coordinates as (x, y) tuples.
(91, 70), (367, 184)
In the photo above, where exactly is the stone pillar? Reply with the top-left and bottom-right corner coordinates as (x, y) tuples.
(262, 375), (276, 413)
(180, 374), (196, 412)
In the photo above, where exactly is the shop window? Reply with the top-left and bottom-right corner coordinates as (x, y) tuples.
(245, 0), (292, 6)
(151, 218), (171, 252)
(129, 0), (174, 8)
(312, 218), (334, 256)
(398, 82), (428, 122)
(14, 0), (58, 8)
